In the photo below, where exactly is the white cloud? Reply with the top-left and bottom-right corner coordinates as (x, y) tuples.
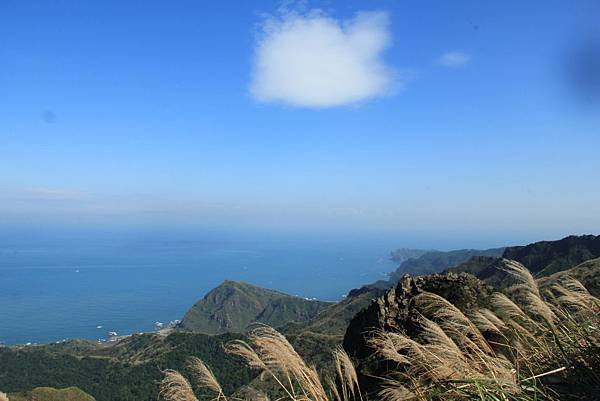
(437, 51), (471, 68)
(250, 10), (397, 107)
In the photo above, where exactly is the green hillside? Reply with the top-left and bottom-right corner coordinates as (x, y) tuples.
(285, 285), (385, 337)
(283, 285), (386, 370)
(179, 280), (333, 334)
(0, 332), (255, 401)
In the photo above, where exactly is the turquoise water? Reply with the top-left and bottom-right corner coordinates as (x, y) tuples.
(0, 228), (398, 345)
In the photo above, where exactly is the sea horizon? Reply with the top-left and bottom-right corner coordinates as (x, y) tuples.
(0, 227), (406, 346)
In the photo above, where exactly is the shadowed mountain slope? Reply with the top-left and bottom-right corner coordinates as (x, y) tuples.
(502, 234), (600, 276)
(284, 285), (387, 337)
(448, 235), (600, 288)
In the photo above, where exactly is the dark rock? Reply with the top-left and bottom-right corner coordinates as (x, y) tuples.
(346, 281), (392, 298)
(342, 272), (494, 394)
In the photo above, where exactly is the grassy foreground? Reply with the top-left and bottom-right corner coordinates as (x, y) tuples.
(159, 260), (599, 401)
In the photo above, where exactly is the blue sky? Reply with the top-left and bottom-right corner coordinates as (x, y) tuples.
(1, 0), (599, 243)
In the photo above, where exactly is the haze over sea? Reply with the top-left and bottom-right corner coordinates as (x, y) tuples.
(0, 226), (412, 345)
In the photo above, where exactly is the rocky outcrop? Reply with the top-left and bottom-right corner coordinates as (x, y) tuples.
(342, 272), (494, 392)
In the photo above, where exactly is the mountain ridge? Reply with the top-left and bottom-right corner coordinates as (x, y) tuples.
(388, 247), (505, 281)
(447, 234), (600, 289)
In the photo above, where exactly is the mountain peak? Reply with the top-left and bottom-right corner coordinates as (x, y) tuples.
(180, 281), (332, 334)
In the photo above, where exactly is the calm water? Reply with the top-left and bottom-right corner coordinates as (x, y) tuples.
(0, 228), (398, 345)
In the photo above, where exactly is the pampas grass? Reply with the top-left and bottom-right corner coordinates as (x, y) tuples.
(160, 259), (599, 401)
(225, 325), (329, 401)
(187, 357), (224, 399)
(0, 392), (9, 401)
(333, 347), (361, 401)
(367, 260), (600, 400)
(160, 370), (199, 401)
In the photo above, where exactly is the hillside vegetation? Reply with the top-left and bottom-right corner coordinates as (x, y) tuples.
(448, 235), (600, 290)
(503, 234), (600, 276)
(284, 286), (385, 337)
(0, 333), (255, 401)
(180, 281), (333, 334)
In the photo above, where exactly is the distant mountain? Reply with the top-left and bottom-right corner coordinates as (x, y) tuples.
(448, 235), (600, 287)
(503, 234), (600, 276)
(389, 248), (431, 263)
(179, 280), (333, 334)
(7, 387), (95, 401)
(388, 247), (505, 281)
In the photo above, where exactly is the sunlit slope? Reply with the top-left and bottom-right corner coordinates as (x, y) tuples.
(180, 280), (333, 334)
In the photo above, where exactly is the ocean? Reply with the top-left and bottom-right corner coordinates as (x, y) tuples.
(0, 227), (399, 345)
